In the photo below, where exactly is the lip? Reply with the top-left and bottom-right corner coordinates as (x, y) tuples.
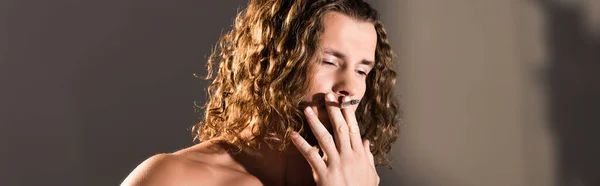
(300, 98), (360, 109)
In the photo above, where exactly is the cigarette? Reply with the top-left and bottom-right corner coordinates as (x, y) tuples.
(340, 99), (360, 108)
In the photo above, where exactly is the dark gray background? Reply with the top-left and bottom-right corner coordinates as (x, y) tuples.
(0, 0), (400, 185)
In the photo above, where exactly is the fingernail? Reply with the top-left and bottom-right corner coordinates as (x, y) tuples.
(347, 97), (354, 103)
(305, 106), (314, 115)
(326, 93), (336, 102)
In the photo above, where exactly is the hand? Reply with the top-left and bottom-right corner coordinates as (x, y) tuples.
(291, 92), (379, 186)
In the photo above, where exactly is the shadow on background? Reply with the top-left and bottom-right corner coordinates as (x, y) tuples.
(538, 1), (600, 185)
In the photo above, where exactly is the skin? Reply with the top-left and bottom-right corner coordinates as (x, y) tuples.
(121, 12), (378, 186)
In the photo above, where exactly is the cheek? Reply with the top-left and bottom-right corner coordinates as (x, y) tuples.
(358, 83), (367, 97)
(309, 72), (335, 92)
(311, 81), (332, 93)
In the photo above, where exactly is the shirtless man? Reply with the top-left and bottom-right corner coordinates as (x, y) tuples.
(122, 0), (400, 185)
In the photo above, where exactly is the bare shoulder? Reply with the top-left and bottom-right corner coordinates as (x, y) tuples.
(121, 140), (262, 186)
(120, 153), (204, 186)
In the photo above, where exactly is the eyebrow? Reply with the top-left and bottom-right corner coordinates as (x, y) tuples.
(322, 48), (375, 67)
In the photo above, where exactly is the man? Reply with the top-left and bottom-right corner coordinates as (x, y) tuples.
(122, 0), (400, 185)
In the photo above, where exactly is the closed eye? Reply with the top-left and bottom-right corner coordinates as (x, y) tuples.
(357, 70), (367, 76)
(322, 61), (337, 67)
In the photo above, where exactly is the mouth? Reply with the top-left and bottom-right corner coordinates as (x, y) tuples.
(299, 99), (360, 110)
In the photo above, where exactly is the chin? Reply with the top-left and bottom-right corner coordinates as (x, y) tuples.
(314, 107), (332, 129)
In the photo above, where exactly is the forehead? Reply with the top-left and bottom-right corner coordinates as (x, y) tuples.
(320, 12), (377, 62)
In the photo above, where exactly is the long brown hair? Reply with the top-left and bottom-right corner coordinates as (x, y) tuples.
(193, 0), (401, 167)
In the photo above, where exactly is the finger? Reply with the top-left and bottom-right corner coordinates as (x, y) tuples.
(325, 92), (351, 152)
(291, 131), (327, 173)
(364, 140), (375, 167)
(304, 106), (340, 162)
(341, 96), (363, 150)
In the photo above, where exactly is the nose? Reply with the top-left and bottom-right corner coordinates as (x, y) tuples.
(332, 70), (359, 97)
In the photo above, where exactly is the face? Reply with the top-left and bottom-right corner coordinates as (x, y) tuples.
(301, 12), (377, 130)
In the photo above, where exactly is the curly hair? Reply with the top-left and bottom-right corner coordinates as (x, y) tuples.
(192, 0), (401, 167)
